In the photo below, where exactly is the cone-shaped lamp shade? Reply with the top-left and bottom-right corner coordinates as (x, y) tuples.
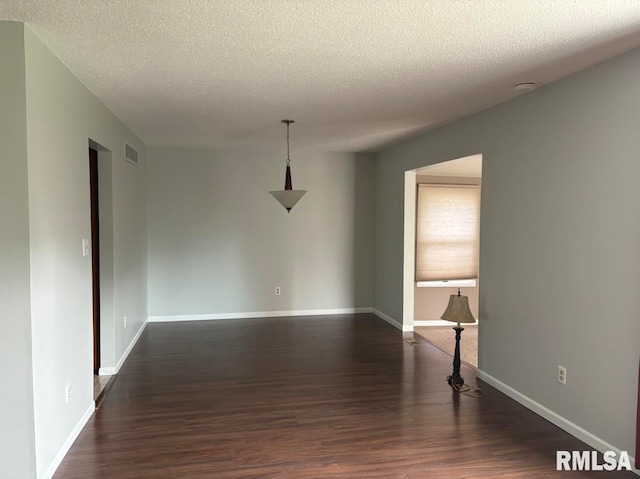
(271, 163), (306, 212)
(441, 294), (476, 324)
(269, 189), (307, 212)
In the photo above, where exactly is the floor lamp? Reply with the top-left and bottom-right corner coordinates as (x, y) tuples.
(440, 289), (476, 389)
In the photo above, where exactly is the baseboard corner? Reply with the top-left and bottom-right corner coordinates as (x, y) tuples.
(372, 309), (404, 331)
(114, 319), (148, 373)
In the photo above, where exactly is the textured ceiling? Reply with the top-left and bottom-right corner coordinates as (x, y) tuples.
(2, 1), (640, 151)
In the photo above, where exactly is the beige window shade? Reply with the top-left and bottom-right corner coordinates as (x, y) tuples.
(416, 184), (480, 282)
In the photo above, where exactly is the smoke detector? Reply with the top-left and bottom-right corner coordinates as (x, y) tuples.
(514, 82), (537, 93)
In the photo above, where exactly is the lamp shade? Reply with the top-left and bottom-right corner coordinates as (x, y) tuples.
(441, 294), (476, 324)
(270, 120), (306, 212)
(269, 190), (307, 212)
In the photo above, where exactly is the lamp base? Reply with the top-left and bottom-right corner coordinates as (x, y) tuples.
(447, 374), (465, 388)
(447, 326), (465, 389)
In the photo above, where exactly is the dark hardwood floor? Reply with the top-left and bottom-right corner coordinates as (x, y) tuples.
(55, 314), (635, 478)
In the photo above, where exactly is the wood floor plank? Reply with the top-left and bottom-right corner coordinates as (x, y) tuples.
(54, 314), (635, 478)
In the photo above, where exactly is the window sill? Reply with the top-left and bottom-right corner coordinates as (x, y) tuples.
(416, 279), (477, 288)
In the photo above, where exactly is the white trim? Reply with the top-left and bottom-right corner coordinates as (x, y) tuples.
(97, 319), (148, 376)
(372, 309), (412, 332)
(414, 320), (478, 327)
(148, 308), (371, 323)
(417, 279), (477, 288)
(42, 321), (149, 477)
(42, 402), (95, 479)
(114, 319), (148, 373)
(402, 170), (417, 330)
(476, 370), (639, 476)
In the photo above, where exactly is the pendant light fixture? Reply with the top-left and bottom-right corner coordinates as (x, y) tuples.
(270, 120), (307, 212)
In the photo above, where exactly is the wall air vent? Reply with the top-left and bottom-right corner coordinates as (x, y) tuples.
(124, 143), (139, 166)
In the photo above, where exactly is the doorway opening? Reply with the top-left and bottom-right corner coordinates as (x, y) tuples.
(88, 140), (115, 403)
(89, 147), (100, 375)
(403, 154), (482, 368)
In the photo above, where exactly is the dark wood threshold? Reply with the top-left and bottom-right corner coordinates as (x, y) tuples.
(94, 375), (116, 409)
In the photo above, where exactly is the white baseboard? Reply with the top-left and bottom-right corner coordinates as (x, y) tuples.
(414, 320), (478, 327)
(42, 320), (149, 477)
(372, 309), (412, 332)
(97, 319), (148, 376)
(42, 402), (95, 479)
(476, 370), (639, 476)
(114, 319), (148, 373)
(148, 308), (372, 323)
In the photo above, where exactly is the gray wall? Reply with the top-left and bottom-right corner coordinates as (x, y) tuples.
(0, 22), (36, 479)
(374, 46), (640, 457)
(147, 147), (374, 317)
(0, 21), (148, 477)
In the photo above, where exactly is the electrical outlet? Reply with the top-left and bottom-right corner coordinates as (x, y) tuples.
(124, 315), (127, 328)
(65, 384), (71, 403)
(275, 287), (281, 295)
(558, 366), (567, 385)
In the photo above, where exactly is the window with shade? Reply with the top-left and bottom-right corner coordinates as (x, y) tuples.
(416, 184), (480, 286)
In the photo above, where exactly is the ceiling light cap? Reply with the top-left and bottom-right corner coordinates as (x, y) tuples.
(514, 82), (537, 93)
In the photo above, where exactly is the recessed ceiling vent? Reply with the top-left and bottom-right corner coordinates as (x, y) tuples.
(514, 82), (537, 93)
(124, 143), (139, 166)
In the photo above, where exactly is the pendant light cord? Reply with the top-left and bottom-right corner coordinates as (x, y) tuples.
(286, 121), (290, 166)
(282, 119), (294, 167)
